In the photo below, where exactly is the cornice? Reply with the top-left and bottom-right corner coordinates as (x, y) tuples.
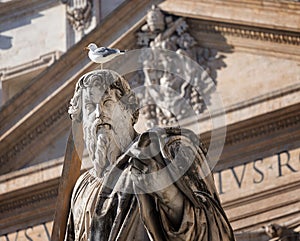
(198, 0), (300, 13)
(209, 102), (300, 171)
(0, 184), (58, 216)
(0, 103), (68, 172)
(0, 158), (63, 194)
(0, 178), (59, 236)
(225, 179), (300, 231)
(159, 0), (300, 32)
(225, 106), (300, 146)
(0, 51), (62, 82)
(0, 0), (59, 24)
(200, 104), (300, 152)
(194, 21), (300, 47)
(186, 18), (300, 61)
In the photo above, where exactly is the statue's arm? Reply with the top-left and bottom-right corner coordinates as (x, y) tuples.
(130, 130), (235, 240)
(131, 165), (186, 236)
(151, 139), (195, 229)
(129, 139), (190, 229)
(154, 179), (185, 229)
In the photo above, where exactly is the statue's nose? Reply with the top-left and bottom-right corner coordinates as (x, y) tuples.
(95, 104), (101, 118)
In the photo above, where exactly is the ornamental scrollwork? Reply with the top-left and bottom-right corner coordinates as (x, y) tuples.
(62, 0), (93, 31)
(136, 5), (225, 127)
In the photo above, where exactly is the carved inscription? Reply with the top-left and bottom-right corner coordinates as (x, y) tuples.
(214, 149), (300, 195)
(0, 222), (52, 241)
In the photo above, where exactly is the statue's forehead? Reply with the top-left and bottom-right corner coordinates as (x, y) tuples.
(87, 74), (114, 89)
(81, 72), (130, 104)
(82, 85), (105, 104)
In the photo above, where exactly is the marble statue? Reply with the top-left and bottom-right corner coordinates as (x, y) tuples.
(64, 69), (235, 241)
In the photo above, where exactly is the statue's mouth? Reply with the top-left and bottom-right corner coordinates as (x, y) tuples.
(96, 123), (112, 133)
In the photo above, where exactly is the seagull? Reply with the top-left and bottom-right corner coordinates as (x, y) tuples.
(85, 43), (125, 69)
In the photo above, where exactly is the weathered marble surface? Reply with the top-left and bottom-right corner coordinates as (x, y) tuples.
(64, 70), (235, 241)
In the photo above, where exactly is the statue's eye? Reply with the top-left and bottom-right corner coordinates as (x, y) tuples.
(114, 80), (121, 87)
(114, 88), (123, 98)
(128, 94), (136, 103)
(123, 94), (136, 104)
(106, 83), (123, 99)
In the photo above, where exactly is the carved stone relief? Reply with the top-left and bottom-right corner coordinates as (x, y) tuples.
(62, 0), (93, 31)
(136, 5), (226, 127)
(264, 223), (300, 241)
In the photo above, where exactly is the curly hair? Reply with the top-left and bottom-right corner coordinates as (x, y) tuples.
(68, 70), (139, 124)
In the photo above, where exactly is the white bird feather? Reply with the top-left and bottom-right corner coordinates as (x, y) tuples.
(85, 43), (125, 68)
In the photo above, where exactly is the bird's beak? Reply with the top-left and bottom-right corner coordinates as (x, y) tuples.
(84, 46), (89, 51)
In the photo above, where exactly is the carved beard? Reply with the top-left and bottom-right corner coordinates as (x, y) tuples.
(84, 120), (118, 177)
(83, 105), (135, 177)
(84, 119), (123, 178)
(83, 121), (97, 167)
(94, 128), (110, 177)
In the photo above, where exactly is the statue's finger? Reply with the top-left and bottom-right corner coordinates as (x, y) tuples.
(130, 158), (149, 173)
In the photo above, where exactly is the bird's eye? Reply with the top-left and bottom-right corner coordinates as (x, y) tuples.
(103, 99), (114, 108)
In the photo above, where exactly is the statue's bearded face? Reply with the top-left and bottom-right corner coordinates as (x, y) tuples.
(81, 81), (135, 177)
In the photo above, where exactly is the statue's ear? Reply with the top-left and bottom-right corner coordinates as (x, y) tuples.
(51, 127), (83, 241)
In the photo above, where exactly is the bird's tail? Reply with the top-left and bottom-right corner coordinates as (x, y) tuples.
(119, 50), (127, 54)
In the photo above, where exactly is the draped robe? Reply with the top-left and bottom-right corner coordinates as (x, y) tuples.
(65, 127), (235, 241)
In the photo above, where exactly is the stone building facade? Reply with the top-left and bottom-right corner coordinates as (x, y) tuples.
(0, 0), (299, 240)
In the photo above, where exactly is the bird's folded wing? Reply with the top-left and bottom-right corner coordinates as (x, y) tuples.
(95, 48), (118, 57)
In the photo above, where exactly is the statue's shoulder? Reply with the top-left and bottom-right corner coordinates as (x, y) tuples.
(70, 171), (100, 208)
(135, 127), (207, 156)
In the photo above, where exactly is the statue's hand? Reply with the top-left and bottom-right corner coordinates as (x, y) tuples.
(129, 156), (184, 228)
(127, 137), (185, 228)
(127, 138), (177, 197)
(129, 154), (182, 201)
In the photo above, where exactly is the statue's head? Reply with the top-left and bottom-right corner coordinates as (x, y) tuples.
(69, 70), (139, 124)
(146, 5), (165, 32)
(69, 70), (139, 176)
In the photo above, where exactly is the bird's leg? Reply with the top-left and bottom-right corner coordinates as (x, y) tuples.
(101, 63), (103, 69)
